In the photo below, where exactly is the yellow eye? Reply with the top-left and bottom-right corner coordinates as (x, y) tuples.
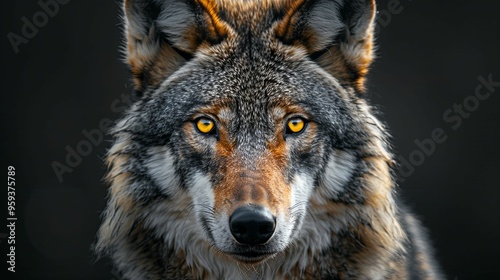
(287, 118), (305, 134)
(196, 118), (215, 134)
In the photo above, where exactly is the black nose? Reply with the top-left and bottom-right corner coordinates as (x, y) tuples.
(229, 206), (276, 245)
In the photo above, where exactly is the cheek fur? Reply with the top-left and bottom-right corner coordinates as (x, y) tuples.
(188, 172), (215, 210)
(144, 146), (182, 197)
(315, 149), (357, 203)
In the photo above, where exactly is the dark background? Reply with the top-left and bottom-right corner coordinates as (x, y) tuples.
(1, 0), (499, 279)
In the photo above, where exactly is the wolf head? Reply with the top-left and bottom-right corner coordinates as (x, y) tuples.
(97, 0), (400, 272)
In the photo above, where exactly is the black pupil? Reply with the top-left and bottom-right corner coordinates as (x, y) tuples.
(291, 119), (300, 126)
(201, 119), (211, 127)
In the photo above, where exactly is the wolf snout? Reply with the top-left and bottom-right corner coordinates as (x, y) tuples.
(229, 205), (276, 245)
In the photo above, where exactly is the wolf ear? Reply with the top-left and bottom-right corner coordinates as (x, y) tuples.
(123, 0), (229, 93)
(276, 0), (376, 92)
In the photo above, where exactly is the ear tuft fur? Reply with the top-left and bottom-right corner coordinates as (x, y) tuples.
(275, 0), (376, 92)
(123, 0), (229, 94)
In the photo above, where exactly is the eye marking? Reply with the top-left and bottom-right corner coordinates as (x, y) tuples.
(286, 117), (307, 135)
(196, 117), (216, 134)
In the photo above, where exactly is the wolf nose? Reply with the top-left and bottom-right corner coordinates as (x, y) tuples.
(229, 206), (276, 245)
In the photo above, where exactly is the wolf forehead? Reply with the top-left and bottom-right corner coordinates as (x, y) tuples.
(128, 42), (364, 138)
(126, 58), (366, 149)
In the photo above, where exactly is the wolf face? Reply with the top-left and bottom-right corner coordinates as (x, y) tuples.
(96, 0), (443, 279)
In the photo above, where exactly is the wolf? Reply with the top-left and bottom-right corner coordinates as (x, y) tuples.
(95, 0), (443, 279)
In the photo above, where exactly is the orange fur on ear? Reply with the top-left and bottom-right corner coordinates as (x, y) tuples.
(274, 0), (307, 43)
(196, 0), (228, 43)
